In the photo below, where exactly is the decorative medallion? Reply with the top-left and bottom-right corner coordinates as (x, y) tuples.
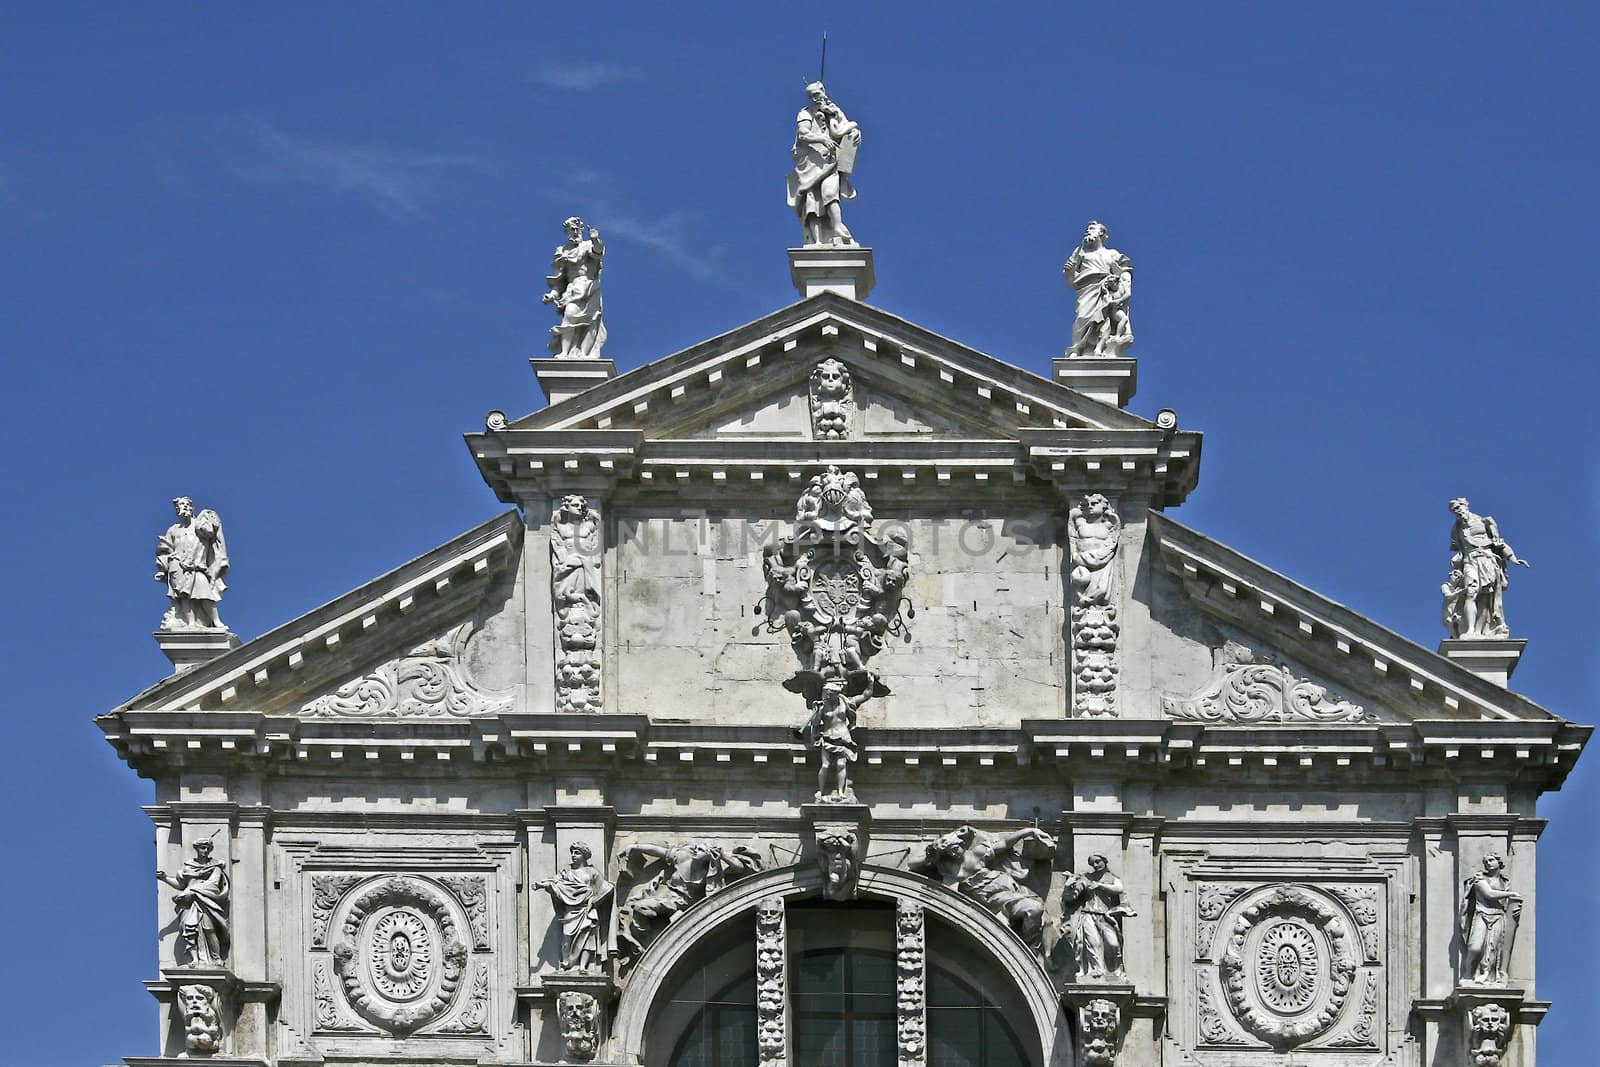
(1217, 885), (1358, 1048)
(1255, 919), (1320, 1013)
(329, 876), (472, 1035)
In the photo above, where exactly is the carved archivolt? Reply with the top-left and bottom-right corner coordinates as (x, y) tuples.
(302, 622), (512, 718)
(756, 897), (786, 1067)
(1163, 641), (1370, 724)
(808, 358), (855, 440)
(1216, 885), (1359, 1048)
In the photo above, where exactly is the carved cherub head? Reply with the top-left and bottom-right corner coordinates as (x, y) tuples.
(811, 358), (851, 399)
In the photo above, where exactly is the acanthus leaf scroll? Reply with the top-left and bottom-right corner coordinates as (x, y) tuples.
(755, 466), (912, 802)
(1163, 641), (1371, 724)
(301, 622), (513, 719)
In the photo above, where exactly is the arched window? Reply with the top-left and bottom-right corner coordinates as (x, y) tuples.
(652, 900), (1035, 1067)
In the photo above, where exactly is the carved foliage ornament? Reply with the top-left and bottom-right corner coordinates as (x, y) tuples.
(1163, 641), (1370, 724)
(329, 876), (472, 1035)
(808, 358), (855, 439)
(1070, 494), (1121, 717)
(1217, 885), (1358, 1048)
(756, 898), (787, 1067)
(301, 622), (513, 718)
(896, 901), (926, 1065)
(552, 495), (603, 713)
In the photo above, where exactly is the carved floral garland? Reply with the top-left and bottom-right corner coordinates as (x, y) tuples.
(1070, 494), (1121, 717)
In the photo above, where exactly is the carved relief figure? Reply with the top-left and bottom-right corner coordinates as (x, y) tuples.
(615, 842), (764, 965)
(1062, 854), (1136, 980)
(808, 357), (855, 439)
(895, 901), (926, 1064)
(1070, 493), (1121, 717)
(755, 898), (786, 1067)
(815, 826), (861, 901)
(1077, 997), (1121, 1067)
(157, 839), (230, 965)
(155, 497), (228, 630)
(1063, 221), (1133, 358)
(551, 494), (603, 712)
(758, 466), (913, 799)
(178, 983), (223, 1054)
(1442, 498), (1528, 638)
(542, 216), (607, 359)
(534, 842), (615, 971)
(1461, 854), (1521, 985)
(787, 81), (861, 247)
(1468, 1001), (1513, 1067)
(911, 825), (1056, 951)
(557, 990), (600, 1060)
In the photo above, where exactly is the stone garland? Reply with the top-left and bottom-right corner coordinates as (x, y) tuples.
(756, 897), (787, 1067)
(1069, 493), (1121, 716)
(1217, 885), (1357, 1048)
(1325, 970), (1379, 1049)
(551, 495), (603, 713)
(438, 874), (491, 949)
(896, 900), (927, 1067)
(331, 876), (469, 1035)
(311, 874), (363, 947)
(437, 962), (490, 1034)
(1197, 976), (1246, 1046)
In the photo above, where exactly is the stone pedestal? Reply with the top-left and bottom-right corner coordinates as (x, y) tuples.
(532, 358), (617, 407)
(153, 628), (239, 674)
(1052, 356), (1137, 408)
(789, 246), (875, 301)
(1439, 638), (1527, 687)
(141, 966), (278, 1064)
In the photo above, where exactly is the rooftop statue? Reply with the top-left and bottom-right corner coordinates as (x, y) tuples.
(155, 496), (228, 631)
(542, 216), (607, 359)
(1063, 221), (1134, 358)
(1441, 498), (1527, 639)
(787, 81), (861, 247)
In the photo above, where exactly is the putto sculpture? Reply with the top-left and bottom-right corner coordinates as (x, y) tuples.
(756, 465), (913, 801)
(1460, 854), (1522, 985)
(911, 824), (1056, 951)
(1442, 498), (1528, 639)
(786, 81), (861, 246)
(542, 216), (607, 359)
(1062, 853), (1136, 979)
(1063, 221), (1134, 358)
(534, 842), (615, 972)
(157, 839), (231, 965)
(614, 841), (764, 967)
(155, 496), (229, 631)
(808, 357), (854, 439)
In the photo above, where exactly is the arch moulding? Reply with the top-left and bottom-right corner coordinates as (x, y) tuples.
(610, 863), (1068, 1066)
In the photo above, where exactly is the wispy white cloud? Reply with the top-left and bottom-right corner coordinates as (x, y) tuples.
(528, 60), (640, 93)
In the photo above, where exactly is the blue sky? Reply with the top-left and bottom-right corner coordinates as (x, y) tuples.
(3, 3), (1596, 1063)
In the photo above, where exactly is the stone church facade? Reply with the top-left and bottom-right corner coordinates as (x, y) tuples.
(101, 234), (1587, 1067)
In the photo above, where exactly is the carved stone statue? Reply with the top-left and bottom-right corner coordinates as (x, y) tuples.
(1442, 498), (1528, 639)
(157, 839), (230, 965)
(534, 842), (615, 971)
(787, 82), (861, 246)
(557, 990), (599, 1060)
(1461, 854), (1521, 985)
(911, 825), (1056, 951)
(542, 216), (607, 359)
(1063, 221), (1133, 358)
(551, 494), (603, 712)
(1077, 997), (1121, 1067)
(808, 357), (854, 439)
(1070, 493), (1122, 717)
(615, 842), (764, 965)
(178, 983), (223, 1054)
(815, 826), (860, 901)
(1062, 854), (1136, 980)
(758, 466), (913, 802)
(1468, 1001), (1513, 1067)
(155, 497), (228, 631)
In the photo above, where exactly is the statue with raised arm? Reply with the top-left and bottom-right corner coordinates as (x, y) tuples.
(542, 216), (607, 359)
(1062, 854), (1136, 979)
(157, 839), (230, 965)
(534, 842), (615, 972)
(912, 825), (1056, 951)
(155, 497), (229, 631)
(615, 841), (764, 965)
(1460, 854), (1522, 985)
(1063, 221), (1134, 358)
(1442, 498), (1528, 638)
(787, 82), (862, 247)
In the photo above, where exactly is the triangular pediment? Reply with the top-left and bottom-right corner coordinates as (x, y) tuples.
(114, 510), (524, 715)
(1146, 512), (1564, 725)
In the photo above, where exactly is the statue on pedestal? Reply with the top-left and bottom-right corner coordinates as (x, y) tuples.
(155, 497), (228, 631)
(787, 82), (861, 247)
(1062, 854), (1136, 979)
(535, 843), (615, 972)
(543, 216), (607, 359)
(1460, 854), (1521, 985)
(157, 839), (231, 965)
(1442, 498), (1527, 638)
(1063, 221), (1134, 358)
